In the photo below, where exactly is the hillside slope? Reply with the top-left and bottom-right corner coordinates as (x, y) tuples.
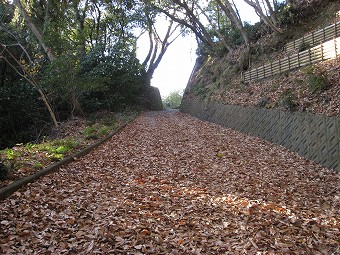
(183, 1), (339, 117)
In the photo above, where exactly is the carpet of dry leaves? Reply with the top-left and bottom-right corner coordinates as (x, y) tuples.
(1, 111), (339, 254)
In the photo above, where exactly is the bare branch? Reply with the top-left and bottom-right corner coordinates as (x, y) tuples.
(0, 43), (59, 127)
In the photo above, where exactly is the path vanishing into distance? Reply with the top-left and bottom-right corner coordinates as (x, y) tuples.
(1, 111), (339, 254)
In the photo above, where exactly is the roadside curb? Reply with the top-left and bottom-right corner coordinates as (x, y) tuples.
(0, 119), (135, 201)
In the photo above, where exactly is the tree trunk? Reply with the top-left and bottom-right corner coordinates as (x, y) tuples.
(37, 87), (59, 127)
(264, 0), (279, 27)
(142, 29), (154, 68)
(146, 17), (180, 79)
(13, 0), (56, 61)
(243, 0), (283, 34)
(197, 3), (234, 52)
(70, 91), (84, 117)
(142, 13), (155, 67)
(73, 0), (89, 57)
(173, 0), (215, 48)
(153, 0), (215, 49)
(215, 0), (250, 47)
(158, 8), (215, 49)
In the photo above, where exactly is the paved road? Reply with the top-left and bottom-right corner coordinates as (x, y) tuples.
(1, 111), (339, 254)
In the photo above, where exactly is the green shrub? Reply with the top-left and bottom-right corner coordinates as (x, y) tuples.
(0, 82), (51, 149)
(33, 162), (43, 169)
(162, 90), (183, 109)
(42, 138), (79, 160)
(83, 126), (97, 138)
(55, 145), (71, 154)
(271, 83), (280, 92)
(280, 89), (298, 111)
(244, 21), (268, 43)
(48, 153), (64, 161)
(98, 126), (111, 137)
(52, 138), (78, 149)
(303, 65), (330, 94)
(4, 149), (19, 160)
(231, 66), (241, 74)
(303, 65), (314, 75)
(306, 75), (329, 94)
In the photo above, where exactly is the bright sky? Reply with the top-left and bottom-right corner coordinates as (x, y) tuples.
(136, 2), (262, 98)
(136, 31), (197, 98)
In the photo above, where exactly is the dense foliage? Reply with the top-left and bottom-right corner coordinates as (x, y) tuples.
(162, 90), (183, 109)
(0, 0), (150, 149)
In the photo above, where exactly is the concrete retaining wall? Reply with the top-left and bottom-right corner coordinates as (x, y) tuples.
(181, 97), (339, 171)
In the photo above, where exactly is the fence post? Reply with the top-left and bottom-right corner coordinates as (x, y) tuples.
(288, 55), (291, 71)
(323, 27), (326, 42)
(302, 35), (305, 49)
(279, 59), (281, 74)
(270, 62), (273, 76)
(263, 65), (266, 79)
(321, 43), (324, 61)
(335, 38), (338, 57)
(308, 48), (312, 64)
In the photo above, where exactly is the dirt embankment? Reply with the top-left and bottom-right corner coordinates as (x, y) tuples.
(183, 1), (340, 117)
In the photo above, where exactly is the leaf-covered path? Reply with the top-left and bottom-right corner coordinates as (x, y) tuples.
(1, 111), (339, 254)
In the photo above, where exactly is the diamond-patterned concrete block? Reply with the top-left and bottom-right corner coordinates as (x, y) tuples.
(281, 115), (297, 149)
(264, 114), (280, 142)
(325, 117), (338, 150)
(242, 112), (256, 134)
(320, 144), (339, 171)
(295, 137), (310, 158)
(254, 111), (267, 137)
(285, 114), (301, 149)
(309, 149), (320, 163)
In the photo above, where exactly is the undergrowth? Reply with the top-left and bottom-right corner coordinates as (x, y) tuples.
(303, 65), (330, 94)
(0, 111), (137, 183)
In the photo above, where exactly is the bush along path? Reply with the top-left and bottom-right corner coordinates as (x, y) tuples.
(0, 111), (339, 254)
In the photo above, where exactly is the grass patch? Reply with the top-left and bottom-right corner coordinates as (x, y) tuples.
(0, 111), (137, 181)
(280, 89), (298, 111)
